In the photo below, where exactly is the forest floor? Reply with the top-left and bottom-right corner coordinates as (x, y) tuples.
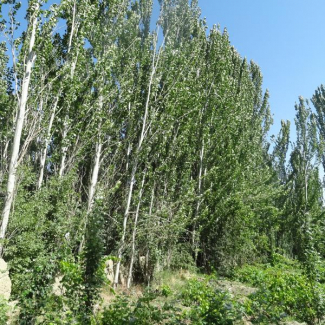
(98, 266), (310, 325)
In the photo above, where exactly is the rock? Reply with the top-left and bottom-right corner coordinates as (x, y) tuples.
(104, 259), (114, 284)
(242, 319), (253, 325)
(217, 280), (256, 297)
(139, 256), (145, 271)
(0, 259), (11, 300)
(119, 275), (125, 287)
(119, 265), (126, 287)
(7, 300), (19, 324)
(52, 275), (65, 296)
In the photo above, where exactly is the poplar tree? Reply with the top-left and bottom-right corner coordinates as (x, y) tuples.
(0, 0), (40, 253)
(287, 97), (322, 261)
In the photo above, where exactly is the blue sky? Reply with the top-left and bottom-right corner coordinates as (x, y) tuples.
(198, 0), (325, 138)
(5, 0), (325, 139)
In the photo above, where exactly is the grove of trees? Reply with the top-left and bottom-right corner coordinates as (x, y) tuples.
(1, 0), (325, 323)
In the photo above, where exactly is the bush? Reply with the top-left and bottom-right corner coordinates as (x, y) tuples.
(0, 296), (8, 325)
(181, 278), (242, 325)
(234, 262), (325, 324)
(234, 264), (267, 286)
(160, 284), (172, 297)
(100, 290), (179, 325)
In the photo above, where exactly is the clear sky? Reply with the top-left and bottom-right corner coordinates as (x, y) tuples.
(198, 0), (325, 137)
(5, 0), (325, 138)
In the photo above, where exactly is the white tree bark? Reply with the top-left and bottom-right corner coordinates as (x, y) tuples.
(88, 113), (104, 211)
(192, 141), (204, 262)
(59, 114), (68, 177)
(37, 96), (59, 189)
(114, 163), (136, 287)
(77, 137), (103, 254)
(0, 139), (9, 183)
(87, 140), (102, 213)
(2, 140), (9, 163)
(78, 95), (104, 254)
(114, 33), (163, 287)
(68, 0), (77, 54)
(144, 185), (155, 284)
(0, 4), (39, 251)
(127, 171), (146, 288)
(59, 0), (78, 177)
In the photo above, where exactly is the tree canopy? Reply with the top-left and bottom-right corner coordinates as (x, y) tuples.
(0, 0), (325, 323)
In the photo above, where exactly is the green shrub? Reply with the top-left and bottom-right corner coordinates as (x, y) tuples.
(100, 290), (179, 325)
(0, 296), (8, 325)
(169, 243), (196, 271)
(315, 260), (325, 283)
(160, 284), (172, 297)
(100, 295), (131, 325)
(234, 264), (267, 286)
(238, 266), (324, 324)
(181, 278), (242, 325)
(234, 254), (302, 286)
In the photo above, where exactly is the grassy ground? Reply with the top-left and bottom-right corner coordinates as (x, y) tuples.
(97, 262), (313, 324)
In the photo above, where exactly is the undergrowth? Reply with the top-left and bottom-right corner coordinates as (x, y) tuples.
(94, 255), (325, 325)
(233, 254), (325, 324)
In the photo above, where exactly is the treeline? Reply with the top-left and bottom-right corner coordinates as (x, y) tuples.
(0, 0), (325, 323)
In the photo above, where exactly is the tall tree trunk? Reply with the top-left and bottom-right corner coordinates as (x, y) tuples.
(77, 138), (103, 254)
(114, 162), (137, 287)
(59, 0), (78, 177)
(37, 96), (59, 189)
(192, 141), (204, 262)
(114, 35), (162, 287)
(87, 140), (102, 213)
(144, 184), (155, 285)
(127, 171), (146, 288)
(0, 4), (39, 253)
(59, 115), (69, 177)
(0, 139), (9, 183)
(78, 94), (104, 253)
